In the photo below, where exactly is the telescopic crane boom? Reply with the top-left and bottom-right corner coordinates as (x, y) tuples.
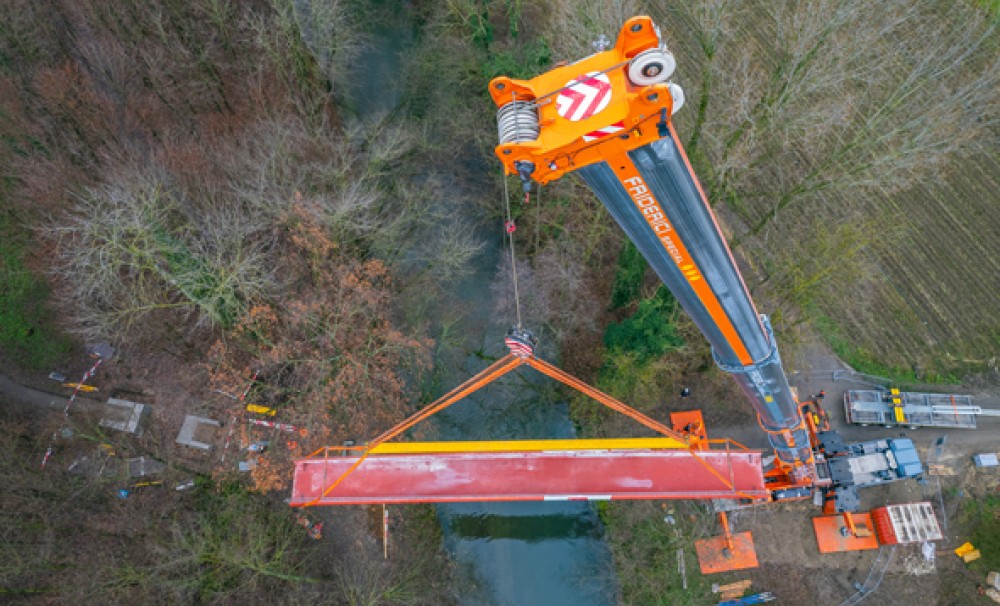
(489, 16), (814, 496)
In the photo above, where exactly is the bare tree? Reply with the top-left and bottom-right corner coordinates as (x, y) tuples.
(205, 208), (433, 494)
(218, 114), (448, 262)
(491, 253), (552, 339)
(410, 216), (486, 282)
(530, 238), (605, 339)
(50, 170), (277, 340)
(288, 0), (364, 98)
(751, 211), (898, 324)
(654, 0), (999, 242)
(545, 0), (642, 58)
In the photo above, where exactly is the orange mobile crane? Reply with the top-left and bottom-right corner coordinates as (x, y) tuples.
(489, 16), (815, 500)
(292, 16), (817, 509)
(291, 17), (923, 534)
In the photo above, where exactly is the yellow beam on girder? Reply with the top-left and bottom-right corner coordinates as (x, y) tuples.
(368, 437), (689, 455)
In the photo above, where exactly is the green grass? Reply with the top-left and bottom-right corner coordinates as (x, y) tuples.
(812, 311), (960, 386)
(0, 204), (73, 370)
(480, 37), (551, 80)
(609, 240), (646, 310)
(977, 0), (1000, 14)
(150, 224), (242, 328)
(964, 495), (1000, 574)
(594, 287), (685, 403)
(604, 287), (684, 364)
(601, 502), (717, 606)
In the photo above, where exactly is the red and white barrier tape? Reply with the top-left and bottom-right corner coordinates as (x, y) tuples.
(41, 357), (105, 469)
(248, 418), (307, 435)
(221, 370), (259, 464)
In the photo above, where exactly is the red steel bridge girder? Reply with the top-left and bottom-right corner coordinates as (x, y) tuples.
(290, 447), (767, 506)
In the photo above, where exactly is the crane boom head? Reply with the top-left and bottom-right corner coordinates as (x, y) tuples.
(489, 16), (683, 186)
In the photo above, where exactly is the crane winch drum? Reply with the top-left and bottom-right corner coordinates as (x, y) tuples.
(488, 16), (813, 480)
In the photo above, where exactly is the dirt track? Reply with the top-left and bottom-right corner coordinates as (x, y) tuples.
(0, 372), (103, 414)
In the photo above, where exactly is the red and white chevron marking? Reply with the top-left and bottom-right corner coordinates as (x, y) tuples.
(582, 120), (625, 142)
(504, 336), (534, 359)
(556, 72), (612, 122)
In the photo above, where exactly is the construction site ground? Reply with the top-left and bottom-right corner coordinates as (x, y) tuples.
(2, 331), (998, 605)
(0, 359), (458, 603)
(695, 335), (1000, 606)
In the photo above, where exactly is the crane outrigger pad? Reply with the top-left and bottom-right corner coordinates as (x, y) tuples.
(289, 441), (766, 505)
(812, 514), (879, 553)
(695, 532), (759, 574)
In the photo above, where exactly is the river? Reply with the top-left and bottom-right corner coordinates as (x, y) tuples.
(331, 2), (617, 604)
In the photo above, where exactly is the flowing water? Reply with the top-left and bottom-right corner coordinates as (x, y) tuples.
(331, 3), (617, 603)
(426, 252), (615, 604)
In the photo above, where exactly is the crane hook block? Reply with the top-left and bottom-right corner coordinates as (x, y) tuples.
(515, 160), (535, 192)
(504, 327), (538, 359)
(490, 16), (682, 185)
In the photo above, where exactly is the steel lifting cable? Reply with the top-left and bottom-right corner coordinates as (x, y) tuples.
(503, 173), (523, 330)
(302, 354), (758, 507)
(301, 351), (761, 504)
(302, 352), (762, 502)
(525, 356), (761, 500)
(522, 59), (631, 109)
(301, 354), (525, 507)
